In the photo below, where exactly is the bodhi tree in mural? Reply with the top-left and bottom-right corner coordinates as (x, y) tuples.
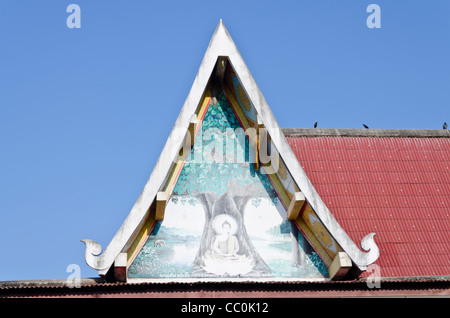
(171, 92), (307, 277)
(193, 184), (271, 276)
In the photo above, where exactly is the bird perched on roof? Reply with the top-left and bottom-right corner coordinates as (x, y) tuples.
(444, 122), (448, 129)
(314, 122), (318, 128)
(363, 124), (369, 129)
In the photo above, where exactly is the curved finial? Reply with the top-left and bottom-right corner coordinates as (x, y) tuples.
(81, 239), (103, 269)
(359, 233), (380, 268)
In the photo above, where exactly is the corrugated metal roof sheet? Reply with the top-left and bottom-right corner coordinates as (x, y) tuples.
(286, 135), (450, 278)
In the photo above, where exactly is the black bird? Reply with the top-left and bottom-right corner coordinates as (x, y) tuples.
(314, 122), (318, 128)
(363, 124), (369, 129)
(444, 122), (448, 130)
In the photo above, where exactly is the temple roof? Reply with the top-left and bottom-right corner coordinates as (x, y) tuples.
(80, 19), (450, 283)
(284, 128), (450, 277)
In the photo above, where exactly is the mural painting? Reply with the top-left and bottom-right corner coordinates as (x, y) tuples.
(128, 92), (328, 279)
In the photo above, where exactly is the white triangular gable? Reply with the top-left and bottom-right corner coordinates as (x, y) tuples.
(82, 20), (379, 277)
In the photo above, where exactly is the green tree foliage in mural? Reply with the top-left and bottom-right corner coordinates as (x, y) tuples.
(173, 93), (277, 201)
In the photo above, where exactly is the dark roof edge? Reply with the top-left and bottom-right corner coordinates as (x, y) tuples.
(282, 128), (450, 138)
(1, 275), (449, 289)
(0, 277), (105, 289)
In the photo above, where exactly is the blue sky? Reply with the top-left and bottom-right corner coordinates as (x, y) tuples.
(0, 1), (449, 281)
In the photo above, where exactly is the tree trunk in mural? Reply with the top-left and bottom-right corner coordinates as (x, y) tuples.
(290, 222), (303, 267)
(193, 190), (270, 277)
(291, 221), (314, 267)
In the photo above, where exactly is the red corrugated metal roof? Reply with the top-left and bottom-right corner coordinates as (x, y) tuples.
(286, 135), (450, 278)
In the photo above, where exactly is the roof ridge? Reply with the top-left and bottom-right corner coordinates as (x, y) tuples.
(282, 128), (450, 138)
